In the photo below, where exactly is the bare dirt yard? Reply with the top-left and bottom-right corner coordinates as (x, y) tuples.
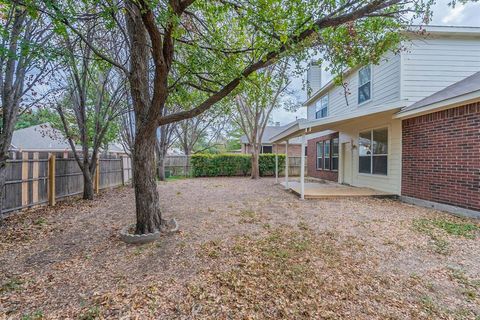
(1, 177), (479, 319)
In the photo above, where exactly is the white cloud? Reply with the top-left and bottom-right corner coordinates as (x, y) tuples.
(431, 0), (480, 26)
(441, 4), (465, 24)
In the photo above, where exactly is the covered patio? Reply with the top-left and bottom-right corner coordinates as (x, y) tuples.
(279, 179), (395, 199)
(270, 103), (405, 199)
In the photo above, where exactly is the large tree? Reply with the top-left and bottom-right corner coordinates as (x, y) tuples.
(0, 2), (53, 214)
(234, 61), (290, 179)
(40, 0), (431, 234)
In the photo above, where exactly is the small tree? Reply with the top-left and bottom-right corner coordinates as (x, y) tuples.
(54, 28), (127, 199)
(0, 2), (53, 214)
(175, 107), (230, 156)
(156, 110), (178, 181)
(234, 62), (291, 179)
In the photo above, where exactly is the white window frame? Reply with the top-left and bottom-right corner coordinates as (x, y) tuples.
(358, 65), (372, 105)
(261, 145), (273, 154)
(358, 127), (388, 176)
(315, 94), (329, 119)
(316, 141), (323, 170)
(331, 137), (339, 171)
(323, 140), (330, 170)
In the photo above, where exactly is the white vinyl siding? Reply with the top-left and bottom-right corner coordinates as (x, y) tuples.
(401, 37), (480, 103)
(324, 52), (401, 116)
(336, 115), (402, 194)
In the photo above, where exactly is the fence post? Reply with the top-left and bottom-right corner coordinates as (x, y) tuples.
(32, 152), (39, 204)
(120, 156), (125, 186)
(95, 158), (100, 194)
(48, 154), (56, 206)
(184, 155), (188, 177)
(21, 152), (29, 207)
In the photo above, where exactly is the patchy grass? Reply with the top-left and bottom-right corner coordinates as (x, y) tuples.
(1, 277), (23, 293)
(21, 310), (44, 320)
(432, 219), (479, 239)
(165, 175), (188, 182)
(200, 240), (222, 259)
(236, 209), (261, 224)
(413, 218), (479, 254)
(448, 268), (480, 302)
(33, 218), (47, 226)
(78, 306), (100, 320)
(414, 218), (479, 239)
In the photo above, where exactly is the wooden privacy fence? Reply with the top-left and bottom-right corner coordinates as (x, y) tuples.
(163, 155), (306, 177)
(1, 152), (132, 215)
(164, 155), (191, 176)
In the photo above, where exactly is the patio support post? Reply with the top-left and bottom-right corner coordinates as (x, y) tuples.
(285, 140), (289, 189)
(300, 132), (306, 200)
(275, 144), (278, 184)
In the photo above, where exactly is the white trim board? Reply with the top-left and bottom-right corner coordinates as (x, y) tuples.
(394, 90), (480, 119)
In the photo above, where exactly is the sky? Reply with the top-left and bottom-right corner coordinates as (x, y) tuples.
(270, 0), (480, 125)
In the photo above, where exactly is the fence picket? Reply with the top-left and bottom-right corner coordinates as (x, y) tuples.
(1, 152), (132, 216)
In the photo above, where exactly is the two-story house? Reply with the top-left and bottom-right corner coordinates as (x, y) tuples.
(271, 26), (480, 216)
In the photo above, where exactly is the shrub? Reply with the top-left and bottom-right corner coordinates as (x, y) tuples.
(259, 154), (285, 176)
(190, 153), (285, 177)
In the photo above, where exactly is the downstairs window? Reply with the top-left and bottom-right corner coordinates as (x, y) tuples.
(359, 128), (388, 175)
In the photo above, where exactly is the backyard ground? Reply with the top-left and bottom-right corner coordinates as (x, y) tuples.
(0, 177), (479, 319)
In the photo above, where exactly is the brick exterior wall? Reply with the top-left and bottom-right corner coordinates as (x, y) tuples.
(242, 143), (302, 157)
(402, 102), (480, 212)
(307, 132), (339, 181)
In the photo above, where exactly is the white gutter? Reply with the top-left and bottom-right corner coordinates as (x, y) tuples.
(271, 101), (407, 143)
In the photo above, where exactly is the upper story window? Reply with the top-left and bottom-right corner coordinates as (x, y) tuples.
(315, 95), (328, 119)
(358, 65), (371, 104)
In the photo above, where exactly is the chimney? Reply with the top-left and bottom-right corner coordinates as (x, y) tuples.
(306, 61), (322, 97)
(275, 122), (280, 127)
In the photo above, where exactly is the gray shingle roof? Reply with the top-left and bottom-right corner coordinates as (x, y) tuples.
(402, 71), (480, 112)
(240, 121), (304, 144)
(10, 124), (75, 151)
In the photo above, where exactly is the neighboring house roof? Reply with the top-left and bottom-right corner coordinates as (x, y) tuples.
(399, 71), (480, 113)
(240, 120), (306, 145)
(106, 143), (128, 154)
(10, 124), (76, 151)
(11, 124), (127, 154)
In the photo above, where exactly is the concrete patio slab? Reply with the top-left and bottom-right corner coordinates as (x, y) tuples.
(280, 180), (396, 199)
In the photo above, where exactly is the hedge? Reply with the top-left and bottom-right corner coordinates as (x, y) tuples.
(191, 153), (286, 177)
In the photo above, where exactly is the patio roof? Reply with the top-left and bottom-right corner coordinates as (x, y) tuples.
(270, 101), (407, 143)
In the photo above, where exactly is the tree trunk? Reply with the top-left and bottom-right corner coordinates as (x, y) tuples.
(133, 131), (162, 234)
(157, 153), (166, 181)
(0, 160), (7, 219)
(251, 144), (260, 179)
(82, 170), (95, 200)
